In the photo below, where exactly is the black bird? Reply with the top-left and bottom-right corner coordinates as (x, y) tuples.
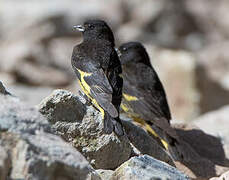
(71, 20), (124, 136)
(118, 42), (183, 160)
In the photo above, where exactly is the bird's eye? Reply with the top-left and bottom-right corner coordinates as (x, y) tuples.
(88, 24), (94, 29)
(122, 47), (127, 51)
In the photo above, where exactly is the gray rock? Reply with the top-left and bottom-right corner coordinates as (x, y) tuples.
(121, 119), (175, 166)
(7, 84), (54, 106)
(0, 93), (100, 180)
(0, 132), (100, 180)
(0, 94), (52, 134)
(15, 61), (70, 86)
(0, 81), (10, 95)
(96, 169), (114, 180)
(112, 155), (189, 180)
(38, 89), (132, 169)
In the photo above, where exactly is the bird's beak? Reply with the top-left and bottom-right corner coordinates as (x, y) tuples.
(115, 48), (122, 58)
(73, 25), (85, 32)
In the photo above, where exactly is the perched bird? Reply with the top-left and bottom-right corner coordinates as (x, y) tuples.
(117, 42), (183, 160)
(71, 20), (124, 136)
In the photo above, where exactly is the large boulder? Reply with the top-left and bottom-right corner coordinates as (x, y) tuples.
(0, 93), (100, 180)
(38, 89), (132, 170)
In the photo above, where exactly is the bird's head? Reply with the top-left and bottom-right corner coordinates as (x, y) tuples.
(117, 42), (152, 67)
(74, 20), (115, 45)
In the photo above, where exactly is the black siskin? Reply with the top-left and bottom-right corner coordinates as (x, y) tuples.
(117, 41), (184, 160)
(71, 20), (124, 136)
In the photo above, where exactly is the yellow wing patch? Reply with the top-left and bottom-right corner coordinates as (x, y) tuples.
(76, 68), (105, 118)
(123, 93), (138, 101)
(133, 116), (169, 150)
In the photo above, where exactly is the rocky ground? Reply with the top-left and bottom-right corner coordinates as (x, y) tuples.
(1, 0), (229, 179)
(0, 82), (229, 180)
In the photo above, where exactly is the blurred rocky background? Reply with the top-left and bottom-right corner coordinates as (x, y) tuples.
(1, 0), (229, 179)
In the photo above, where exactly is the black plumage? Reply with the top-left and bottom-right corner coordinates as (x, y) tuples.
(71, 20), (124, 136)
(118, 42), (184, 160)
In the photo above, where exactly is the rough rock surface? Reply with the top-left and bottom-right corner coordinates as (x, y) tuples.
(0, 81), (10, 95)
(96, 169), (114, 180)
(112, 155), (189, 180)
(0, 94), (100, 180)
(38, 89), (132, 170)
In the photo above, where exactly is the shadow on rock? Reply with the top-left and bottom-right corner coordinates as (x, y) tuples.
(173, 124), (229, 179)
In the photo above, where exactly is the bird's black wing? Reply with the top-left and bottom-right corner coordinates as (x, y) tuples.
(71, 46), (118, 118)
(122, 63), (171, 123)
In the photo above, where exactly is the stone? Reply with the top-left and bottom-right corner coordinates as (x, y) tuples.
(196, 42), (229, 113)
(96, 169), (114, 180)
(112, 155), (189, 180)
(15, 61), (70, 86)
(0, 94), (52, 134)
(38, 89), (132, 169)
(7, 84), (54, 106)
(0, 132), (100, 180)
(0, 93), (99, 180)
(194, 105), (229, 145)
(0, 81), (10, 95)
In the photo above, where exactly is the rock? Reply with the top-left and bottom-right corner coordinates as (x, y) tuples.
(210, 171), (229, 180)
(48, 37), (81, 76)
(15, 61), (70, 86)
(0, 132), (100, 180)
(121, 119), (175, 166)
(0, 93), (99, 180)
(0, 146), (11, 180)
(112, 155), (189, 180)
(196, 42), (229, 113)
(185, 0), (229, 43)
(147, 46), (200, 122)
(7, 84), (54, 106)
(38, 89), (132, 169)
(0, 94), (52, 134)
(0, 81), (10, 95)
(194, 105), (229, 145)
(96, 169), (114, 180)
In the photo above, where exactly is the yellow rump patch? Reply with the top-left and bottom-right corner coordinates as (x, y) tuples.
(123, 93), (138, 101)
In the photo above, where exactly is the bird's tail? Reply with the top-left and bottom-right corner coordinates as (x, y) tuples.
(103, 112), (124, 136)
